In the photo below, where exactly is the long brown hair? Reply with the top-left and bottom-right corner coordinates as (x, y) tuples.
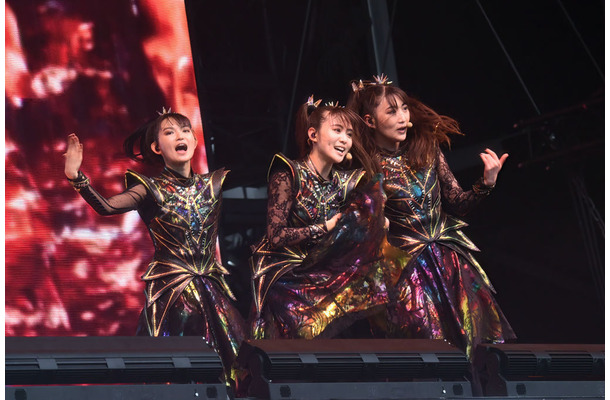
(123, 112), (192, 166)
(347, 81), (462, 170)
(294, 100), (377, 177)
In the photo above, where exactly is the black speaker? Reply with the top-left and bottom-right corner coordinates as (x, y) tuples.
(5, 336), (227, 400)
(237, 339), (472, 399)
(474, 343), (604, 398)
(5, 384), (224, 400)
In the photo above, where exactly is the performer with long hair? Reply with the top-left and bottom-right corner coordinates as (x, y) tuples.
(348, 76), (515, 357)
(63, 110), (245, 380)
(250, 97), (397, 339)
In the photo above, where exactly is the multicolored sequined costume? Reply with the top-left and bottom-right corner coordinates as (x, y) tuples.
(377, 148), (515, 357)
(250, 154), (394, 339)
(71, 167), (245, 374)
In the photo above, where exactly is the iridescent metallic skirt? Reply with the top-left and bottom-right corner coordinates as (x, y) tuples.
(379, 242), (516, 358)
(136, 277), (246, 375)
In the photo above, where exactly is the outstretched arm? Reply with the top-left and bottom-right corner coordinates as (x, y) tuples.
(438, 148), (506, 216)
(266, 170), (341, 249)
(64, 134), (147, 215)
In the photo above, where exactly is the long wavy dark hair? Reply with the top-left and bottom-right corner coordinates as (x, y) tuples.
(123, 112), (192, 166)
(347, 81), (462, 170)
(294, 100), (377, 177)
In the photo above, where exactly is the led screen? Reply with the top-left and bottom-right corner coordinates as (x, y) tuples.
(5, 0), (207, 336)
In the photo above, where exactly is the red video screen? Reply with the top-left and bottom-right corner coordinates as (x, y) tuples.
(5, 0), (207, 336)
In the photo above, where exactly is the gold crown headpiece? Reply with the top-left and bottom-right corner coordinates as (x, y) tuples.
(351, 73), (393, 92)
(306, 96), (342, 114)
(157, 106), (172, 116)
(306, 95), (322, 108)
(373, 73), (392, 85)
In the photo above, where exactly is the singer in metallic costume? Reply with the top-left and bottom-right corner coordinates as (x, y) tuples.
(250, 97), (403, 340)
(348, 76), (515, 358)
(64, 111), (245, 380)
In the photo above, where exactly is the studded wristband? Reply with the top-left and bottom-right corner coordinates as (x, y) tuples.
(67, 171), (90, 192)
(472, 177), (495, 196)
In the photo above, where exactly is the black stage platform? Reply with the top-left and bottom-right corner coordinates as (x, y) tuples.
(5, 337), (604, 400)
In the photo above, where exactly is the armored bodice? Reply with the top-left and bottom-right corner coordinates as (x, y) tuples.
(127, 168), (227, 277)
(280, 155), (363, 231)
(377, 151), (477, 253)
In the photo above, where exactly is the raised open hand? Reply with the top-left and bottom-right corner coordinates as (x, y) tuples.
(64, 133), (83, 180)
(480, 148), (508, 186)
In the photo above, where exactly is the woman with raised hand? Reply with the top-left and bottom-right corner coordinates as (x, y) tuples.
(64, 110), (245, 381)
(348, 76), (515, 358)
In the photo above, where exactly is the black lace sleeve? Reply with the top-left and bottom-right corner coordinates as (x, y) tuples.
(70, 172), (147, 215)
(437, 150), (487, 217)
(266, 169), (318, 249)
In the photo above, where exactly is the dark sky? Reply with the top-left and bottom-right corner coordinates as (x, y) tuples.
(391, 1), (604, 143)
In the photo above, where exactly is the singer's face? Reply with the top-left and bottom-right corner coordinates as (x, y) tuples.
(372, 95), (411, 151)
(153, 117), (197, 170)
(309, 112), (354, 165)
